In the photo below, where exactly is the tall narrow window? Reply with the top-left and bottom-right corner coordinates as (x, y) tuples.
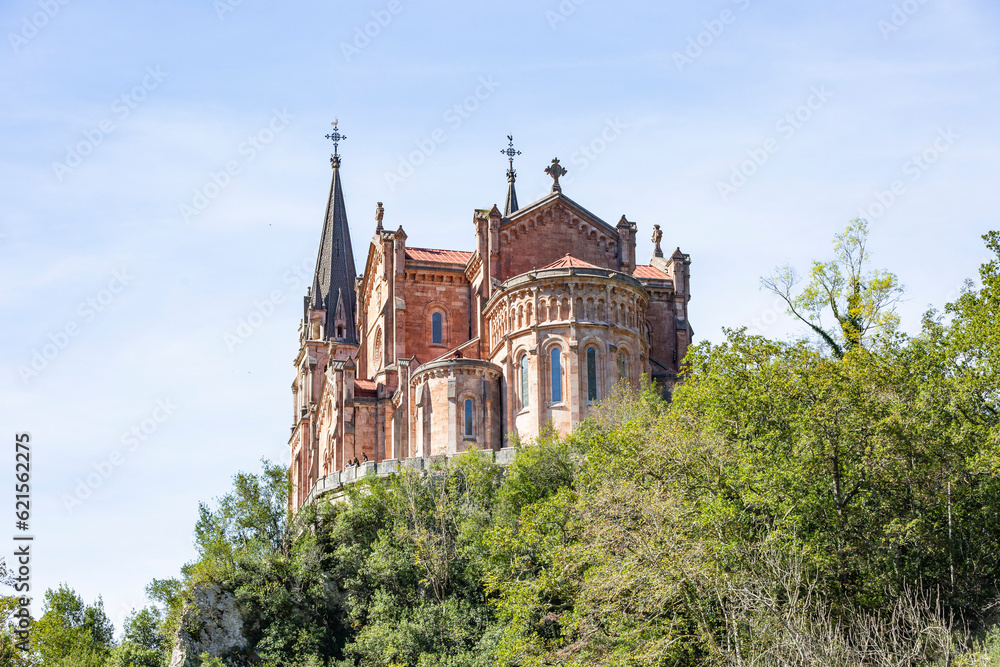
(587, 348), (598, 402)
(618, 351), (627, 380)
(464, 399), (474, 438)
(432, 312), (443, 344)
(551, 348), (562, 403)
(520, 354), (530, 408)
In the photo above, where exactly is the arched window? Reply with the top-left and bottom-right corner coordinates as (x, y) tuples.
(373, 328), (383, 371)
(618, 351), (627, 381)
(551, 348), (562, 403)
(464, 399), (474, 438)
(431, 312), (443, 345)
(520, 354), (530, 408)
(586, 347), (598, 402)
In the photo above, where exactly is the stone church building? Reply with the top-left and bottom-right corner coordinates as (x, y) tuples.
(289, 129), (692, 510)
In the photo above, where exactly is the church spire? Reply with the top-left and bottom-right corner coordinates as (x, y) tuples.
(501, 134), (520, 216)
(310, 120), (358, 344)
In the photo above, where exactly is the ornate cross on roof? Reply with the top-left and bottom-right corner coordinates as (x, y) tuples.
(501, 134), (521, 181)
(325, 119), (346, 165)
(545, 157), (567, 193)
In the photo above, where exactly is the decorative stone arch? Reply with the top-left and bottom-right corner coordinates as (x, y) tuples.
(424, 301), (452, 348)
(542, 335), (569, 405)
(579, 335), (608, 404)
(511, 344), (533, 412)
(615, 341), (635, 386)
(372, 326), (383, 372)
(458, 389), (479, 442)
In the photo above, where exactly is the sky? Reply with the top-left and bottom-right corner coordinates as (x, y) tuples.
(1, 0), (999, 634)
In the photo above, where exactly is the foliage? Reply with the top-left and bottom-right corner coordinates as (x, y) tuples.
(762, 218), (904, 357)
(105, 607), (168, 667)
(31, 585), (115, 667)
(35, 231), (1000, 666)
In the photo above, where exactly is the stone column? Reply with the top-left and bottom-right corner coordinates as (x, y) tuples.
(447, 376), (458, 454)
(343, 358), (356, 465)
(395, 359), (411, 460)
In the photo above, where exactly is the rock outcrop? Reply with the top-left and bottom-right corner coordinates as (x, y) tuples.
(169, 583), (249, 667)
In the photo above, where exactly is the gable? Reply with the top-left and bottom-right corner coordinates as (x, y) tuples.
(497, 192), (621, 281)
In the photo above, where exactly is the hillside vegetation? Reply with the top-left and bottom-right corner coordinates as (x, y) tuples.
(7, 228), (1000, 666)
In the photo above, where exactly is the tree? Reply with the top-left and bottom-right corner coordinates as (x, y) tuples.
(31, 585), (114, 667)
(190, 458), (291, 581)
(106, 607), (168, 667)
(943, 232), (1000, 442)
(762, 218), (904, 357)
(1, 557), (36, 667)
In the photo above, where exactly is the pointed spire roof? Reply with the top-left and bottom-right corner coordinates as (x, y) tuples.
(310, 124), (358, 344)
(501, 135), (520, 216)
(504, 173), (519, 217)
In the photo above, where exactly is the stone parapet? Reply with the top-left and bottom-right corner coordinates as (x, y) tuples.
(301, 448), (521, 507)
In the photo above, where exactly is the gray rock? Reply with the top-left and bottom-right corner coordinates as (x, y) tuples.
(169, 583), (248, 667)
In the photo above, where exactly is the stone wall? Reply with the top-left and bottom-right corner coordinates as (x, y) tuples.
(300, 447), (520, 507)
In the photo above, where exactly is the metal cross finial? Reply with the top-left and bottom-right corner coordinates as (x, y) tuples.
(545, 157), (567, 192)
(325, 119), (346, 164)
(501, 134), (521, 181)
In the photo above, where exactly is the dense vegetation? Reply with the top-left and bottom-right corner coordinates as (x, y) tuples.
(5, 227), (1000, 665)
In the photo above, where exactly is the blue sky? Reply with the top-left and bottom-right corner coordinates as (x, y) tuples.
(1, 0), (998, 633)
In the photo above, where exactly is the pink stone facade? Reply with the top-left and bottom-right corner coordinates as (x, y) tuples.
(289, 182), (691, 511)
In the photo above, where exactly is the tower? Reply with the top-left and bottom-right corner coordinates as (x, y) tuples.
(308, 120), (358, 344)
(289, 121), (361, 509)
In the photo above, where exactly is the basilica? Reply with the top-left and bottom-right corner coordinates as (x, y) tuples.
(289, 128), (692, 511)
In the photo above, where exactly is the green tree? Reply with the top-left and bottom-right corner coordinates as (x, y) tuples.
(1, 556), (37, 667)
(31, 585), (114, 667)
(762, 218), (904, 357)
(190, 459), (290, 582)
(106, 607), (167, 667)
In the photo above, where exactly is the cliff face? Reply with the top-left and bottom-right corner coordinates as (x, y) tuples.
(169, 583), (249, 667)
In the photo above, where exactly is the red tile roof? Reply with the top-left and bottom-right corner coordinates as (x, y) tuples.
(354, 379), (377, 397)
(405, 247), (473, 265)
(634, 264), (669, 280)
(539, 254), (603, 270)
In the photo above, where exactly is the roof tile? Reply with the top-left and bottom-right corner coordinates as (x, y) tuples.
(634, 264), (669, 280)
(539, 254), (603, 270)
(405, 247), (473, 265)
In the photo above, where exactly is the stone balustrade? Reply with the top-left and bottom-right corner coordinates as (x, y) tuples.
(300, 447), (519, 507)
